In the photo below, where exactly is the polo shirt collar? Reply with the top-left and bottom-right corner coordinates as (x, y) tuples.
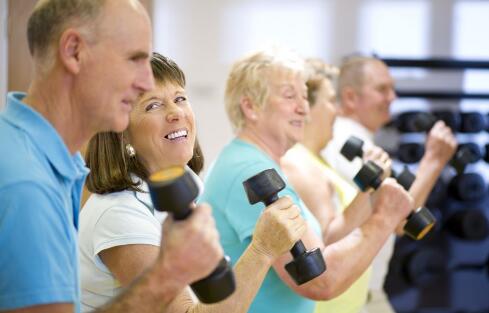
(4, 92), (88, 181)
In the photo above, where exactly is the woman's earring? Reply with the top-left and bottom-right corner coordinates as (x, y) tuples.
(125, 144), (136, 157)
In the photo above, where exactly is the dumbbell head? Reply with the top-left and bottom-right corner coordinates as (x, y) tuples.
(446, 209), (489, 241)
(450, 144), (482, 174)
(243, 168), (285, 205)
(191, 257), (236, 303)
(397, 111), (422, 133)
(148, 166), (199, 218)
(394, 166), (416, 191)
(461, 112), (486, 133)
(454, 144), (482, 165)
(404, 249), (446, 286)
(340, 136), (364, 161)
(412, 112), (437, 132)
(284, 245), (327, 285)
(484, 143), (489, 163)
(448, 173), (486, 202)
(426, 179), (447, 209)
(404, 207), (437, 240)
(398, 143), (425, 164)
(433, 111), (461, 131)
(353, 161), (384, 191)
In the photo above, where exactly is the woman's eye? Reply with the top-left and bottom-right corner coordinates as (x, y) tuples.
(145, 102), (161, 111)
(175, 96), (187, 103)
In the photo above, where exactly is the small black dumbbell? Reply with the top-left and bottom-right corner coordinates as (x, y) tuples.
(450, 144), (481, 174)
(341, 136), (436, 240)
(446, 209), (489, 241)
(341, 136), (417, 185)
(243, 168), (326, 285)
(403, 249), (446, 286)
(460, 112), (486, 133)
(148, 166), (235, 303)
(448, 173), (486, 202)
(400, 111), (475, 174)
(398, 143), (425, 164)
(404, 249), (489, 286)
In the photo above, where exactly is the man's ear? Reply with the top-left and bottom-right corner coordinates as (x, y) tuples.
(58, 28), (85, 75)
(341, 86), (358, 112)
(239, 96), (259, 121)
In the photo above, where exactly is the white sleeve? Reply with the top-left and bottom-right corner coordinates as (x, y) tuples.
(92, 203), (162, 257)
(322, 135), (363, 183)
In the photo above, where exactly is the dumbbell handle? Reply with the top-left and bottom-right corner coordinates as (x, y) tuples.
(263, 194), (307, 258)
(172, 206), (193, 220)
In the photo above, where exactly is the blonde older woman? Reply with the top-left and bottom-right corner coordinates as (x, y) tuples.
(200, 49), (414, 313)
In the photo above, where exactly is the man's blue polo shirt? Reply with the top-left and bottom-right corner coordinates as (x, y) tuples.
(0, 92), (89, 312)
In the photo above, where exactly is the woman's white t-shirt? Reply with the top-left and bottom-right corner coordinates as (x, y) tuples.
(78, 181), (167, 312)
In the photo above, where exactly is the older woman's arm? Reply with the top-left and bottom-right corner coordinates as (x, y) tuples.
(270, 179), (413, 301)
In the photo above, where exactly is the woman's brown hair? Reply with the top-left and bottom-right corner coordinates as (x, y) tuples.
(85, 52), (204, 194)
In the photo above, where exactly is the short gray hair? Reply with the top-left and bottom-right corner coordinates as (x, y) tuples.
(338, 56), (384, 103)
(27, 0), (106, 59)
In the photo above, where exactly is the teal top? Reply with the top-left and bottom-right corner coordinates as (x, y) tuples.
(201, 138), (321, 313)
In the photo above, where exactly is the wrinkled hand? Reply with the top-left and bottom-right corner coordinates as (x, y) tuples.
(370, 178), (414, 229)
(364, 145), (392, 180)
(424, 121), (457, 166)
(158, 203), (223, 285)
(251, 196), (307, 260)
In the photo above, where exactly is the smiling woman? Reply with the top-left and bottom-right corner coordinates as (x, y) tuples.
(79, 52), (203, 311)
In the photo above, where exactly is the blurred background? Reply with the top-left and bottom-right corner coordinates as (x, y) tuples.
(1, 1), (489, 312)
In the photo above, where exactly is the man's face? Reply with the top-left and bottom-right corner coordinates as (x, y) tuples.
(354, 61), (396, 132)
(76, 0), (155, 133)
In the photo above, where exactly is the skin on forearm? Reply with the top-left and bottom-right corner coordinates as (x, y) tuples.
(325, 192), (372, 245)
(271, 214), (392, 301)
(97, 258), (187, 313)
(183, 243), (274, 313)
(409, 155), (445, 209)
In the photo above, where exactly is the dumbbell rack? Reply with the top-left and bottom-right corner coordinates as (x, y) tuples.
(379, 57), (489, 313)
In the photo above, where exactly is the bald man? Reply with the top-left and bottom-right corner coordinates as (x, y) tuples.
(0, 1), (223, 312)
(322, 56), (457, 312)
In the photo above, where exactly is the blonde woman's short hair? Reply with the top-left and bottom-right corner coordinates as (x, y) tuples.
(304, 58), (339, 108)
(224, 47), (306, 132)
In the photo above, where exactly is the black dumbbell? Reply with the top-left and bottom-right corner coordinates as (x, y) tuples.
(403, 249), (446, 286)
(426, 179), (447, 209)
(396, 111), (419, 133)
(401, 112), (475, 174)
(483, 143), (489, 163)
(448, 173), (486, 202)
(404, 249), (489, 286)
(148, 166), (235, 303)
(457, 143), (482, 163)
(398, 143), (424, 164)
(341, 136), (436, 240)
(341, 136), (416, 187)
(446, 209), (489, 241)
(460, 112), (486, 133)
(243, 168), (326, 285)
